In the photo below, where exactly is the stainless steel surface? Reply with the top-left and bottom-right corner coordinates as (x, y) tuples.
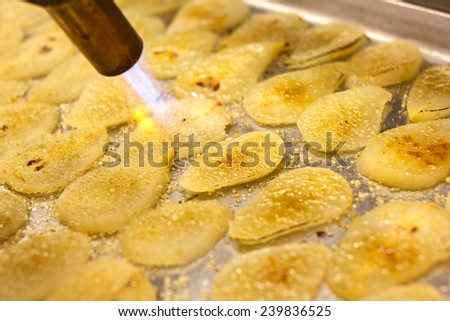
(3, 0), (449, 301)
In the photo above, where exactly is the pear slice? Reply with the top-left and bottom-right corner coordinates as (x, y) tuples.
(243, 63), (347, 125)
(346, 40), (423, 88)
(219, 12), (308, 50)
(0, 230), (91, 300)
(212, 243), (330, 301)
(167, 0), (249, 34)
(356, 119), (450, 190)
(407, 66), (450, 122)
(173, 43), (284, 103)
(0, 101), (59, 151)
(297, 86), (392, 152)
(0, 128), (107, 195)
(179, 131), (285, 193)
(46, 259), (157, 301)
(230, 167), (353, 245)
(0, 190), (28, 242)
(118, 200), (232, 267)
(326, 201), (450, 300)
(360, 284), (443, 301)
(286, 21), (365, 69)
(145, 30), (218, 79)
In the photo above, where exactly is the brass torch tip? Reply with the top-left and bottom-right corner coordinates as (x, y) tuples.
(28, 0), (143, 76)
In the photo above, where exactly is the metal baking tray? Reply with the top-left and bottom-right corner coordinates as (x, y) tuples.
(4, 0), (450, 300)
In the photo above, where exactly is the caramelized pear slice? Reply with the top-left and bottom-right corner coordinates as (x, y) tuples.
(326, 201), (450, 300)
(212, 243), (330, 301)
(286, 21), (365, 69)
(118, 200), (232, 267)
(346, 40), (423, 88)
(179, 131), (285, 193)
(297, 86), (392, 152)
(243, 63), (347, 125)
(357, 119), (450, 190)
(229, 167), (353, 245)
(407, 66), (450, 122)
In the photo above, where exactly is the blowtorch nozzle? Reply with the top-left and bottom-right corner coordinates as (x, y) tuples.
(27, 0), (143, 76)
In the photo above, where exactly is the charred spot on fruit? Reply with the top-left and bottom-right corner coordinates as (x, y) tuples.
(39, 45), (52, 54)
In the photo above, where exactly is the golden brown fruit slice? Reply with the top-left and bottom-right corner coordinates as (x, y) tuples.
(407, 66), (450, 122)
(46, 259), (157, 301)
(357, 119), (450, 190)
(297, 86), (392, 152)
(360, 284), (443, 301)
(53, 163), (171, 234)
(286, 21), (365, 69)
(0, 101), (59, 151)
(65, 76), (142, 129)
(326, 201), (450, 300)
(118, 200), (232, 267)
(29, 54), (97, 104)
(0, 129), (107, 195)
(173, 43), (284, 103)
(145, 31), (218, 79)
(243, 63), (347, 125)
(179, 131), (285, 193)
(0, 190), (28, 241)
(229, 167), (353, 245)
(219, 12), (308, 50)
(346, 40), (423, 88)
(0, 80), (29, 105)
(212, 243), (330, 301)
(167, 0), (249, 34)
(0, 230), (91, 300)
(0, 22), (75, 80)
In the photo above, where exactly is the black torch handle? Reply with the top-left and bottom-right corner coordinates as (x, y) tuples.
(26, 0), (143, 76)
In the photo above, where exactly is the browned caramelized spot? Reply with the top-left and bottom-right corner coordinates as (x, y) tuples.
(27, 158), (42, 166)
(48, 36), (56, 42)
(22, 30), (34, 42)
(39, 45), (52, 54)
(262, 256), (291, 284)
(316, 231), (327, 238)
(153, 50), (179, 60)
(410, 226), (418, 233)
(1, 125), (8, 131)
(195, 76), (221, 91)
(34, 163), (46, 172)
(393, 135), (450, 166)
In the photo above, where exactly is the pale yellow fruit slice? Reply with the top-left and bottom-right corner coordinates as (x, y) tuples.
(118, 200), (232, 267)
(244, 63), (347, 125)
(0, 80), (29, 105)
(167, 0), (250, 34)
(0, 190), (28, 241)
(346, 40), (423, 88)
(65, 76), (142, 129)
(357, 119), (450, 190)
(360, 283), (443, 301)
(0, 230), (91, 300)
(54, 163), (171, 235)
(219, 12), (308, 50)
(46, 259), (157, 301)
(326, 201), (450, 300)
(179, 131), (285, 193)
(297, 86), (392, 152)
(0, 128), (107, 195)
(123, 8), (166, 43)
(407, 66), (450, 122)
(0, 22), (75, 80)
(123, 0), (187, 15)
(145, 31), (218, 79)
(173, 43), (284, 103)
(212, 243), (330, 301)
(29, 54), (97, 104)
(229, 167), (353, 245)
(0, 101), (59, 151)
(286, 21), (365, 69)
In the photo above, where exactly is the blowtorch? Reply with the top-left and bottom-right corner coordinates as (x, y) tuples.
(26, 0), (144, 77)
